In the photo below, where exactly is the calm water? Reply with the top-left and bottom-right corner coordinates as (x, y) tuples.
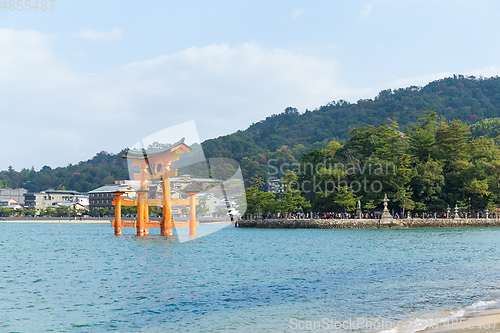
(1, 223), (500, 332)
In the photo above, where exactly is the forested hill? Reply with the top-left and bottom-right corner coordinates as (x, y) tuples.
(202, 75), (500, 161)
(2, 74), (500, 192)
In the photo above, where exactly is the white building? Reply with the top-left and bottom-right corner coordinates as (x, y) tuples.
(196, 193), (223, 216)
(24, 189), (85, 212)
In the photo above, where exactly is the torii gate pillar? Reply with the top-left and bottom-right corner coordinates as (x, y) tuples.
(136, 189), (148, 236)
(113, 192), (124, 235)
(188, 191), (198, 236)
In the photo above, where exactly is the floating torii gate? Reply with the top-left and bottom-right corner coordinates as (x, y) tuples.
(111, 138), (199, 236)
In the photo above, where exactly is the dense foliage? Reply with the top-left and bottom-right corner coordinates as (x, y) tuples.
(242, 112), (500, 215)
(296, 112), (500, 214)
(238, 171), (311, 216)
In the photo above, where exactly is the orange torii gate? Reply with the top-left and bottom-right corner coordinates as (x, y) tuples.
(111, 138), (199, 236)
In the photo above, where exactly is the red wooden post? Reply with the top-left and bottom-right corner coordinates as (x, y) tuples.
(188, 192), (197, 236)
(113, 192), (124, 235)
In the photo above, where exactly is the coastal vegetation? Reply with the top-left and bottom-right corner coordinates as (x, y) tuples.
(299, 112), (500, 213)
(241, 112), (500, 215)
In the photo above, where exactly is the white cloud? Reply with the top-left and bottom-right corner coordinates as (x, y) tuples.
(360, 4), (372, 19)
(0, 29), (349, 170)
(73, 28), (123, 42)
(291, 9), (303, 20)
(2, 27), (499, 171)
(0, 28), (78, 90)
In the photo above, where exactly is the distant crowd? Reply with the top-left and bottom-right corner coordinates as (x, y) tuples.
(242, 211), (498, 220)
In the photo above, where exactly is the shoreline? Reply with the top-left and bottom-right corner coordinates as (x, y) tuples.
(371, 298), (500, 333)
(0, 219), (232, 225)
(237, 218), (500, 229)
(417, 308), (500, 332)
(0, 219), (110, 223)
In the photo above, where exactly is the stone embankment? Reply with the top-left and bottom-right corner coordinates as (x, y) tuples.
(236, 218), (500, 229)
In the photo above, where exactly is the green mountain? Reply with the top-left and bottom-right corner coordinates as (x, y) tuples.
(203, 74), (500, 159)
(2, 74), (500, 192)
(202, 74), (500, 181)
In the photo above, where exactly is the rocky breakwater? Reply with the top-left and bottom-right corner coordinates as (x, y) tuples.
(236, 218), (500, 229)
(238, 219), (383, 229)
(402, 218), (500, 228)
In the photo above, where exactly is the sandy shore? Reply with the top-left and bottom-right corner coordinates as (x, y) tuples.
(417, 308), (500, 332)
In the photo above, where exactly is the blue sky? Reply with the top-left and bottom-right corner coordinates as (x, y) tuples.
(1, 0), (500, 170)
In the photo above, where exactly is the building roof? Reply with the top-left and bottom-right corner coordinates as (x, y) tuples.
(121, 138), (190, 160)
(0, 188), (28, 193)
(5, 204), (22, 209)
(52, 202), (87, 208)
(42, 189), (83, 195)
(170, 176), (222, 183)
(195, 193), (219, 198)
(88, 184), (138, 193)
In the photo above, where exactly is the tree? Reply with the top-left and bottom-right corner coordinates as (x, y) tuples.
(249, 175), (265, 190)
(244, 186), (275, 215)
(122, 206), (137, 216)
(409, 123), (436, 162)
(470, 118), (500, 138)
(55, 206), (70, 217)
(435, 120), (471, 162)
(215, 206), (230, 216)
(456, 200), (469, 214)
(89, 210), (100, 217)
(276, 171), (311, 213)
(149, 206), (161, 217)
(486, 199), (498, 212)
(327, 141), (342, 157)
(363, 200), (376, 211)
(41, 207), (56, 216)
(411, 159), (445, 210)
(69, 206), (78, 217)
(98, 207), (109, 217)
(196, 197), (210, 216)
(333, 186), (361, 212)
(0, 208), (14, 217)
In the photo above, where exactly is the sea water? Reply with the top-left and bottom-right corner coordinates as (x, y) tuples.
(1, 223), (500, 332)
